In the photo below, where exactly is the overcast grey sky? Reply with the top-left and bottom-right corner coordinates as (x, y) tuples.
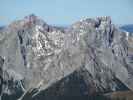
(0, 0), (133, 26)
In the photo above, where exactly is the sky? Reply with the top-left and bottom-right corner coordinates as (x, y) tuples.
(0, 0), (133, 26)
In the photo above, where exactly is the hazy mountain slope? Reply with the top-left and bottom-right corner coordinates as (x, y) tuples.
(120, 24), (133, 33)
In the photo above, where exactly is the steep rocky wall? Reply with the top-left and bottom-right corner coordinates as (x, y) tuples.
(0, 15), (132, 100)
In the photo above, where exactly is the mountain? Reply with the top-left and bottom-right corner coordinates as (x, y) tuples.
(0, 14), (133, 100)
(120, 24), (133, 33)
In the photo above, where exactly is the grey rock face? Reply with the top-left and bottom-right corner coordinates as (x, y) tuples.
(0, 57), (24, 100)
(0, 56), (4, 100)
(0, 15), (133, 100)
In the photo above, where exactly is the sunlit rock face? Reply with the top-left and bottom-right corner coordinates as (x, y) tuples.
(0, 14), (133, 100)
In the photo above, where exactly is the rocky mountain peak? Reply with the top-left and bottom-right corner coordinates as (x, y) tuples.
(72, 16), (111, 29)
(24, 14), (38, 21)
(0, 15), (133, 100)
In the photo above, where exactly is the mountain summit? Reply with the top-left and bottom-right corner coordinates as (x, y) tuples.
(0, 15), (133, 100)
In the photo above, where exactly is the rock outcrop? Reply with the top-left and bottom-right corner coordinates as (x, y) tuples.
(0, 56), (4, 100)
(0, 14), (133, 100)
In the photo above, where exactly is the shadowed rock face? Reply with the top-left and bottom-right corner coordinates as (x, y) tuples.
(0, 56), (4, 98)
(32, 67), (129, 100)
(0, 15), (133, 100)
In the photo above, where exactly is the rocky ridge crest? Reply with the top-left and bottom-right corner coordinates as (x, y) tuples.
(0, 15), (132, 100)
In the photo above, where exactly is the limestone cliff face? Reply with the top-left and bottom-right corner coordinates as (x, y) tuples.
(0, 15), (132, 100)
